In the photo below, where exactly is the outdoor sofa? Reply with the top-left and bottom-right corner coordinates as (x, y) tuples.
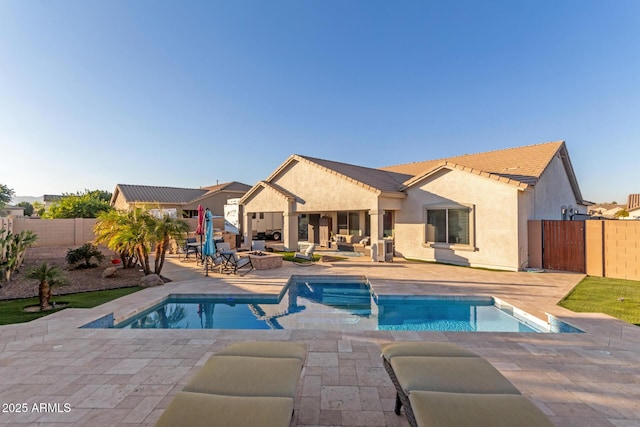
(155, 341), (307, 427)
(381, 341), (555, 427)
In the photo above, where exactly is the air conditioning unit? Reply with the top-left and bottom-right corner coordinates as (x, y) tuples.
(373, 240), (394, 262)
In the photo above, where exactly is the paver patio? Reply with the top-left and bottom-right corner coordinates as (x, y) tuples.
(1, 255), (639, 426)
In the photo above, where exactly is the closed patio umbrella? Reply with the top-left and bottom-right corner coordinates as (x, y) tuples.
(196, 205), (205, 236)
(195, 205), (205, 265)
(202, 208), (216, 276)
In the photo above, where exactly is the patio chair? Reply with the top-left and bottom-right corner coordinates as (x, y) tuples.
(204, 253), (225, 274)
(182, 237), (200, 261)
(222, 252), (253, 275)
(252, 240), (267, 251)
(155, 341), (307, 427)
(293, 243), (315, 261)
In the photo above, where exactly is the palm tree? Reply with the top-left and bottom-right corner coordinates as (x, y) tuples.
(95, 208), (155, 273)
(95, 209), (141, 269)
(152, 215), (190, 275)
(26, 263), (67, 310)
(95, 208), (189, 276)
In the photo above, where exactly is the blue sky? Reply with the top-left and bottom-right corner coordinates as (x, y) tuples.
(1, 1), (638, 204)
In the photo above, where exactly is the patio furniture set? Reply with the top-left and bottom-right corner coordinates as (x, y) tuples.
(155, 341), (554, 427)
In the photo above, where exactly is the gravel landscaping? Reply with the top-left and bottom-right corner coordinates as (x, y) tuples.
(0, 246), (144, 300)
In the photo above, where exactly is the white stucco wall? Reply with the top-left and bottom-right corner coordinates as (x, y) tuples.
(529, 155), (582, 220)
(270, 160), (382, 212)
(394, 168), (522, 271)
(516, 154), (584, 268)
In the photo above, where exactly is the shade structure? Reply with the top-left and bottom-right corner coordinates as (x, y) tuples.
(195, 205), (205, 235)
(202, 209), (216, 257)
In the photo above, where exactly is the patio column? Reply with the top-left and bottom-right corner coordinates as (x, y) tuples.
(242, 213), (253, 249)
(283, 212), (298, 251)
(369, 210), (384, 241)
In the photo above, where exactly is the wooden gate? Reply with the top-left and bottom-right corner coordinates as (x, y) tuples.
(542, 220), (585, 273)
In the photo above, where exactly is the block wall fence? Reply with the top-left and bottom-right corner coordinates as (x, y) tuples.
(6, 217), (237, 249)
(529, 219), (640, 281)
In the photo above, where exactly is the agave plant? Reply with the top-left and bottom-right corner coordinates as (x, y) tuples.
(26, 263), (67, 311)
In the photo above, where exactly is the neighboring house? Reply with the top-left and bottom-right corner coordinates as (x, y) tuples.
(587, 203), (625, 219)
(43, 194), (62, 209)
(240, 141), (589, 271)
(0, 205), (25, 218)
(110, 182), (252, 218)
(626, 194), (640, 220)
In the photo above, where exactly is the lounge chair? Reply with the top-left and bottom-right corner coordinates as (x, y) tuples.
(408, 391), (555, 427)
(155, 341), (306, 427)
(293, 243), (315, 261)
(381, 342), (553, 427)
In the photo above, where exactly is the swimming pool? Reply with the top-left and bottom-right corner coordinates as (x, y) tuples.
(112, 280), (569, 332)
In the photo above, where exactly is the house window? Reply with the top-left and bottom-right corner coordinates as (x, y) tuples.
(425, 206), (472, 245)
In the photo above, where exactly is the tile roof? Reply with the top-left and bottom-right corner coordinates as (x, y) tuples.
(296, 155), (412, 193)
(380, 141), (565, 187)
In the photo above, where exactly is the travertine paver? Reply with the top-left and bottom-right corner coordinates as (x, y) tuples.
(0, 254), (639, 426)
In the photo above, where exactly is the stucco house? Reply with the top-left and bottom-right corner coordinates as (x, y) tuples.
(111, 181), (252, 218)
(240, 141), (589, 271)
(626, 194), (640, 220)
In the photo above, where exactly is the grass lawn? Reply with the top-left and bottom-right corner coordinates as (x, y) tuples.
(559, 276), (640, 326)
(277, 251), (324, 263)
(0, 287), (143, 325)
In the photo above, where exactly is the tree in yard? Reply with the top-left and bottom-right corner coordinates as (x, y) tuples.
(614, 209), (629, 219)
(152, 214), (190, 275)
(16, 202), (34, 216)
(32, 201), (45, 216)
(94, 208), (189, 276)
(94, 209), (139, 269)
(0, 184), (15, 210)
(43, 189), (113, 218)
(26, 263), (67, 311)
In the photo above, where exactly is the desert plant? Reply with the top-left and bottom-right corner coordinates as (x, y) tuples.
(66, 243), (105, 269)
(0, 229), (37, 281)
(26, 263), (67, 310)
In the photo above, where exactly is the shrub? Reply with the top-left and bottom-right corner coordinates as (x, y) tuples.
(66, 243), (105, 269)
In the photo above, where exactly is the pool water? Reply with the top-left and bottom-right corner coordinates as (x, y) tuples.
(115, 281), (552, 332)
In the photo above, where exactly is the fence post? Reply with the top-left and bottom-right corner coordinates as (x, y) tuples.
(585, 220), (604, 277)
(527, 220), (543, 268)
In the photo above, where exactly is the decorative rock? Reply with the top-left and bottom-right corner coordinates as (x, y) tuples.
(140, 274), (164, 287)
(102, 267), (117, 278)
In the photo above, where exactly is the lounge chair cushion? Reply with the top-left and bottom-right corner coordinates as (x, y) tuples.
(390, 356), (520, 395)
(380, 341), (479, 361)
(409, 391), (555, 427)
(183, 355), (303, 398)
(215, 341), (307, 361)
(155, 392), (294, 427)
